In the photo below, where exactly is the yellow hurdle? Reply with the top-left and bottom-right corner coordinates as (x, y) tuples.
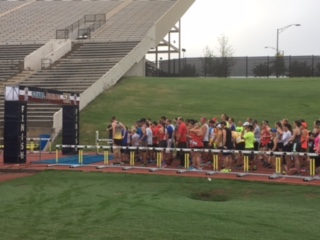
(130, 151), (135, 166)
(310, 158), (316, 177)
(55, 148), (59, 164)
(276, 157), (281, 174)
(49, 140), (52, 153)
(104, 151), (109, 165)
(244, 156), (249, 172)
(157, 152), (162, 168)
(213, 154), (219, 171)
(184, 153), (190, 169)
(78, 150), (83, 165)
(30, 140), (35, 153)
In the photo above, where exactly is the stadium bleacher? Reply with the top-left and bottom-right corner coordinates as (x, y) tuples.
(0, 0), (195, 138)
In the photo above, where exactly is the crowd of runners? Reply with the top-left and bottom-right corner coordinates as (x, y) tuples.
(108, 114), (320, 176)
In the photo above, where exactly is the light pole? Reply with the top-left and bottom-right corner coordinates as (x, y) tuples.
(276, 24), (301, 56)
(264, 46), (284, 55)
(181, 48), (186, 76)
(182, 48), (186, 58)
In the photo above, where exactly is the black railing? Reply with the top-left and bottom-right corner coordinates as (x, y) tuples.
(56, 13), (106, 40)
(151, 55), (320, 78)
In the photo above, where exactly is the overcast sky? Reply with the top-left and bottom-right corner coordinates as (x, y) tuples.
(180, 0), (320, 57)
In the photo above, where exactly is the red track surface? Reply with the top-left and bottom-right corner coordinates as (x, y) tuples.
(0, 152), (319, 186)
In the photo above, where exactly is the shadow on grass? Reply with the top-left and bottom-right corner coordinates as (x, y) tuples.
(190, 189), (230, 202)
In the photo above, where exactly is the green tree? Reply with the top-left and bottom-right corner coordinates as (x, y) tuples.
(182, 63), (197, 77)
(214, 34), (235, 77)
(288, 60), (313, 77)
(202, 46), (215, 76)
(253, 63), (273, 77)
(315, 63), (320, 76)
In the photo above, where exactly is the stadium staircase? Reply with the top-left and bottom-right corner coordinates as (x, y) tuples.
(0, 0), (195, 141)
(0, 41), (140, 137)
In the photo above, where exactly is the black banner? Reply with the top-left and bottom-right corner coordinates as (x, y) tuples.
(5, 86), (80, 106)
(62, 106), (79, 154)
(3, 101), (27, 164)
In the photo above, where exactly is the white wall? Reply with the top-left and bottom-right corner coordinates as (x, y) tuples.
(24, 39), (71, 70)
(125, 57), (146, 77)
(79, 28), (155, 111)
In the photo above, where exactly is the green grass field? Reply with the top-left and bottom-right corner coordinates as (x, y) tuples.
(80, 77), (320, 144)
(0, 171), (319, 240)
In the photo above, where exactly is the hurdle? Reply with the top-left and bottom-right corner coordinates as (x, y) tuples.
(0, 136), (50, 152)
(122, 148), (137, 171)
(95, 131), (113, 154)
(177, 151), (190, 174)
(52, 144), (319, 182)
(149, 151), (163, 172)
(237, 155), (250, 177)
(49, 145), (106, 168)
(269, 155), (282, 179)
(303, 158), (320, 182)
(206, 153), (219, 175)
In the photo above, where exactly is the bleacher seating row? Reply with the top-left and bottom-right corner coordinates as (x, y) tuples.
(0, 44), (43, 82)
(0, 0), (177, 44)
(0, 0), (190, 136)
(12, 41), (139, 124)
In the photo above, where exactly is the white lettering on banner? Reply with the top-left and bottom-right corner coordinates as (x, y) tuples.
(20, 104), (26, 161)
(46, 93), (61, 101)
(32, 91), (45, 99)
(63, 93), (71, 104)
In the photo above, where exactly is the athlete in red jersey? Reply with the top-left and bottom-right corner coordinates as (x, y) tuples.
(189, 122), (204, 170)
(176, 117), (188, 166)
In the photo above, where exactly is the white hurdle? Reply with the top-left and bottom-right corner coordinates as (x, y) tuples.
(95, 131), (113, 154)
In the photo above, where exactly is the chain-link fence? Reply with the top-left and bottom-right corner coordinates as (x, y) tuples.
(146, 56), (320, 78)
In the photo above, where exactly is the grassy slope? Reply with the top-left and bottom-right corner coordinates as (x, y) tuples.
(80, 77), (320, 144)
(0, 171), (319, 240)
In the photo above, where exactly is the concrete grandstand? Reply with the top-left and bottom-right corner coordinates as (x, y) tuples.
(0, 0), (195, 140)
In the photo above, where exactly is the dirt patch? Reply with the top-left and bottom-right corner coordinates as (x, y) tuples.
(190, 189), (230, 202)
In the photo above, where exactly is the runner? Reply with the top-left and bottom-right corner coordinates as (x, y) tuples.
(313, 124), (320, 175)
(176, 117), (188, 167)
(229, 118), (236, 131)
(189, 122), (204, 170)
(121, 126), (129, 163)
(242, 124), (256, 170)
(111, 116), (126, 165)
(265, 128), (279, 169)
(220, 121), (233, 173)
(200, 117), (210, 162)
(220, 114), (230, 128)
(146, 122), (153, 163)
(139, 119), (148, 166)
(232, 130), (245, 169)
(253, 120), (261, 160)
(259, 120), (271, 163)
(165, 119), (174, 165)
(282, 123), (293, 173)
(300, 121), (309, 168)
(289, 120), (302, 175)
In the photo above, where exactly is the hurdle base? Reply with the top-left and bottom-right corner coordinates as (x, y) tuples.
(149, 168), (161, 172)
(303, 177), (315, 182)
(269, 173), (282, 179)
(70, 164), (82, 168)
(122, 166), (134, 171)
(206, 171), (218, 175)
(237, 172), (249, 177)
(177, 169), (188, 174)
(96, 165), (108, 169)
